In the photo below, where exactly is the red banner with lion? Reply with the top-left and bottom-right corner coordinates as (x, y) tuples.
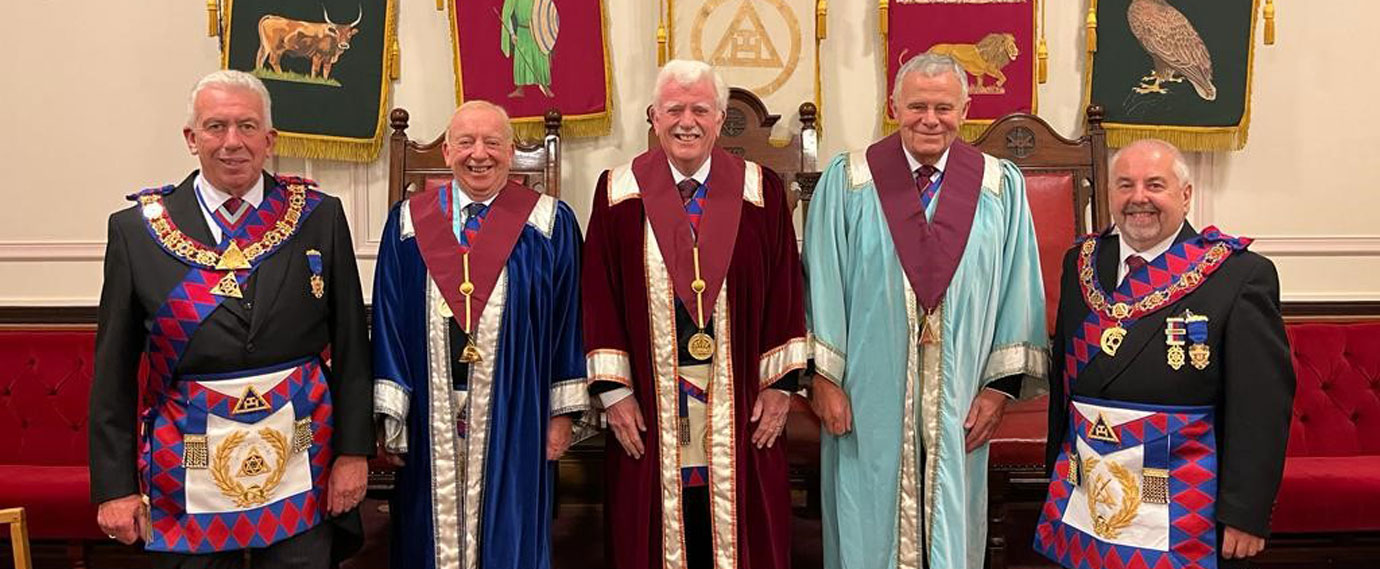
(882, 0), (1038, 140)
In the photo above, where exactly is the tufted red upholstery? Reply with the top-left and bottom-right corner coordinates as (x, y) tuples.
(1271, 322), (1380, 533)
(0, 328), (106, 540)
(1023, 172), (1078, 336)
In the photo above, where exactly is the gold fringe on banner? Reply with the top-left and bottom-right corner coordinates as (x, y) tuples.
(817, 0), (828, 40)
(207, 0), (219, 37)
(1264, 0), (1276, 45)
(221, 0), (400, 162)
(452, 0), (614, 138)
(1083, 0), (1262, 151)
(1086, 2), (1098, 53)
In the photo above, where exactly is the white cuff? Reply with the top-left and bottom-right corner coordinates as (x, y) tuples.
(598, 386), (634, 409)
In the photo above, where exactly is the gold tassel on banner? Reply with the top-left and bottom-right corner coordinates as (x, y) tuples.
(1037, 0), (1047, 83)
(1086, 3), (1098, 53)
(879, 0), (888, 38)
(1264, 0), (1276, 45)
(657, 25), (668, 66)
(817, 0), (828, 41)
(436, 0), (444, 11)
(389, 38), (400, 80)
(207, 0), (219, 37)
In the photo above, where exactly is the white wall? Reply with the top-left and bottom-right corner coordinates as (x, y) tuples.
(0, 1), (1374, 304)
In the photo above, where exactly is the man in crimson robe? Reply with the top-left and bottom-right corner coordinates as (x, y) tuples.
(582, 59), (808, 569)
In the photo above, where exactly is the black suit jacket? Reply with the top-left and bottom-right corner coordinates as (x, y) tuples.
(1045, 224), (1295, 537)
(89, 171), (373, 504)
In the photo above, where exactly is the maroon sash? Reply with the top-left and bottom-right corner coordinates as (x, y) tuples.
(409, 180), (540, 329)
(868, 136), (982, 312)
(634, 147), (744, 320)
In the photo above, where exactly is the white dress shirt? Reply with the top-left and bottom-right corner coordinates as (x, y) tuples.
(1115, 222), (1184, 287)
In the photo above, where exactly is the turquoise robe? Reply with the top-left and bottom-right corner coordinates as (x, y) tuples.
(803, 144), (1048, 569)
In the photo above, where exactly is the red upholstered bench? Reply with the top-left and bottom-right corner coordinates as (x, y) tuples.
(0, 328), (105, 544)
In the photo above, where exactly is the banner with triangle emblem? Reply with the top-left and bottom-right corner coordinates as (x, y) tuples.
(663, 0), (825, 141)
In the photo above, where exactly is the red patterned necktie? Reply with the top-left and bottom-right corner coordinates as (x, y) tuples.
(1126, 254), (1148, 273)
(915, 165), (939, 210)
(459, 203), (488, 251)
(679, 178), (705, 235)
(215, 196), (253, 236)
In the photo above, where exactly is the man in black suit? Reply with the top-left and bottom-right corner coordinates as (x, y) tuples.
(89, 70), (372, 568)
(1035, 139), (1294, 568)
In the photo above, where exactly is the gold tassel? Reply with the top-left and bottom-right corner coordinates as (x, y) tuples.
(879, 0), (888, 38)
(657, 24), (668, 66)
(1264, 0), (1276, 45)
(389, 38), (400, 80)
(207, 0), (218, 37)
(436, 0), (444, 11)
(1038, 38), (1049, 84)
(1086, 5), (1098, 53)
(816, 0), (827, 41)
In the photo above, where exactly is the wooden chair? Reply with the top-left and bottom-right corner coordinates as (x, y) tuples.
(646, 87), (821, 217)
(386, 107), (564, 206)
(0, 508), (32, 569)
(973, 105), (1110, 569)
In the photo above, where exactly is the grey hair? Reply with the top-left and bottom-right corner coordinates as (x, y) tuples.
(445, 100), (515, 144)
(653, 59), (729, 113)
(1112, 138), (1194, 188)
(891, 53), (969, 105)
(186, 70), (273, 129)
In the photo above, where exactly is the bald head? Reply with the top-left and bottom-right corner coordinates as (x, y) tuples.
(442, 100), (515, 200)
(1109, 139), (1194, 251)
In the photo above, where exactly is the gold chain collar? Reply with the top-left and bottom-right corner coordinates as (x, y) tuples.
(1077, 238), (1231, 322)
(140, 183), (309, 269)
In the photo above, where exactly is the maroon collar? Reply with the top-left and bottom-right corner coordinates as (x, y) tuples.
(867, 135), (983, 312)
(634, 146), (744, 321)
(409, 180), (540, 329)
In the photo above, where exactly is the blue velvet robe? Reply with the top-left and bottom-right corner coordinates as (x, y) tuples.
(372, 191), (587, 569)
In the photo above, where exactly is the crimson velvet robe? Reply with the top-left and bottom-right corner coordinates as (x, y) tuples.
(583, 147), (808, 569)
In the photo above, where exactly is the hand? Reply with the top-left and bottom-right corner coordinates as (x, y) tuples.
(97, 494), (143, 545)
(328, 455), (368, 516)
(964, 388), (1010, 453)
(547, 415), (574, 460)
(605, 396), (646, 459)
(809, 378), (852, 436)
(1221, 525), (1266, 559)
(750, 389), (792, 449)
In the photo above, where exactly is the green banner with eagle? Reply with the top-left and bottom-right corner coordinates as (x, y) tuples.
(215, 0), (398, 162)
(1085, 0), (1271, 151)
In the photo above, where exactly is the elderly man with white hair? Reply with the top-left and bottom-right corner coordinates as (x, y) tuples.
(370, 99), (589, 569)
(1034, 139), (1294, 569)
(803, 53), (1048, 568)
(583, 59), (808, 569)
(89, 69), (373, 568)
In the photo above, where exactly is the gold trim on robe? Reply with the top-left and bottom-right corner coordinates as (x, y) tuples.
(758, 337), (810, 387)
(645, 220), (688, 569)
(425, 279), (461, 569)
(586, 349), (634, 387)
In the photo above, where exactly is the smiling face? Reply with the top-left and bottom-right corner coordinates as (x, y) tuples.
(182, 86), (276, 195)
(651, 78), (724, 176)
(1110, 141), (1193, 251)
(442, 105), (514, 200)
(891, 70), (970, 165)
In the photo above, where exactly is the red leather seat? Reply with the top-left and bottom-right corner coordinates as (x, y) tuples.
(1271, 322), (1380, 533)
(0, 329), (106, 540)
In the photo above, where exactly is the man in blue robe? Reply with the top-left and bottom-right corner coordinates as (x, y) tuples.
(371, 100), (588, 569)
(803, 53), (1049, 569)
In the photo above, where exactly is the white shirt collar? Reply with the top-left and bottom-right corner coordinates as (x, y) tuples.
(451, 179), (498, 216)
(1115, 222), (1185, 285)
(670, 156), (712, 185)
(904, 146), (951, 182)
(195, 172), (265, 212)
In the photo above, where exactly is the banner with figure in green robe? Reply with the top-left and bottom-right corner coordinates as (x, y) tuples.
(217, 0), (399, 162)
(1086, 0), (1269, 151)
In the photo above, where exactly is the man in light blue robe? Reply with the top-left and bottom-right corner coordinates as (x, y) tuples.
(803, 54), (1048, 569)
(372, 101), (588, 569)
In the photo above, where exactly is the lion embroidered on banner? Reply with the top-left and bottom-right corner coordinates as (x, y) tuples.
(923, 33), (1019, 95)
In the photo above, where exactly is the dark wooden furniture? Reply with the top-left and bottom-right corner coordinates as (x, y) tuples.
(386, 107), (563, 206)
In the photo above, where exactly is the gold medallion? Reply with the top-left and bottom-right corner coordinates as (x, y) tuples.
(687, 332), (716, 361)
(437, 301), (454, 318)
(1167, 346), (1186, 371)
(237, 446), (272, 477)
(920, 310), (942, 345)
(1189, 344), (1210, 370)
(310, 275), (324, 299)
(210, 271), (244, 299)
(1100, 325), (1127, 357)
(460, 340), (483, 363)
(215, 241), (252, 271)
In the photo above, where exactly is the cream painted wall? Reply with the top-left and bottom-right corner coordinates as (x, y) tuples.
(0, 1), (1375, 304)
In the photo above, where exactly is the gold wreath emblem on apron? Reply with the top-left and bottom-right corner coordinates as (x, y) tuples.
(211, 428), (290, 508)
(1082, 456), (1142, 540)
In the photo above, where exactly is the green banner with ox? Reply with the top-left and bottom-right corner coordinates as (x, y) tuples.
(218, 0), (398, 162)
(1086, 0), (1267, 151)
